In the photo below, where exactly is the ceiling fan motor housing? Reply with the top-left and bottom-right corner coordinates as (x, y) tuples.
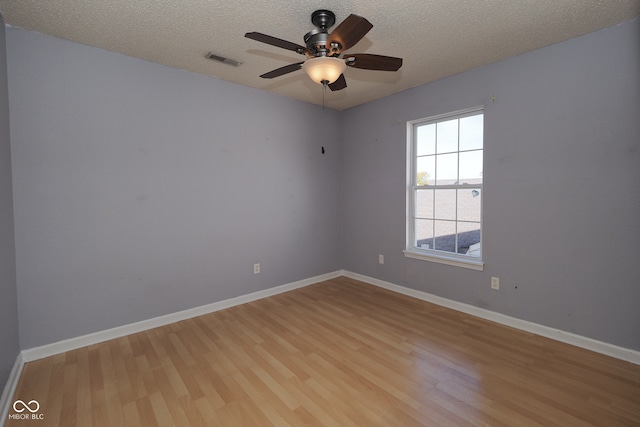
(304, 29), (330, 56)
(305, 10), (338, 57)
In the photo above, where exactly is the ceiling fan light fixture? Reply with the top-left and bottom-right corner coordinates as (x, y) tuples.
(302, 56), (346, 85)
(245, 10), (402, 93)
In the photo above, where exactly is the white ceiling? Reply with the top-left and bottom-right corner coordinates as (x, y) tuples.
(1, 1), (638, 110)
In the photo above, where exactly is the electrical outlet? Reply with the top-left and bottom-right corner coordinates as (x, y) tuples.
(378, 254), (384, 264)
(253, 263), (260, 274)
(491, 276), (500, 290)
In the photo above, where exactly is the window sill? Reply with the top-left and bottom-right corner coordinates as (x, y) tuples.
(403, 250), (484, 271)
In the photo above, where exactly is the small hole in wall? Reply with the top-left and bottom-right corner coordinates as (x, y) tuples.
(322, 146), (325, 154)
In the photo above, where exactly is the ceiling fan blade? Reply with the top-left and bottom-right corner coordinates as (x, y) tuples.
(326, 14), (373, 54)
(328, 74), (347, 91)
(259, 62), (304, 79)
(346, 53), (403, 71)
(245, 32), (308, 55)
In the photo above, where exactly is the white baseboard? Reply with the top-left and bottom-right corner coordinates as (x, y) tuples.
(21, 270), (343, 363)
(18, 268), (640, 366)
(0, 352), (24, 427)
(343, 270), (640, 365)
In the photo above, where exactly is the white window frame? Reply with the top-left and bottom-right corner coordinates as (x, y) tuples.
(404, 106), (484, 271)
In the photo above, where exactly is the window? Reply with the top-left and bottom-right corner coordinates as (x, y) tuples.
(405, 107), (484, 270)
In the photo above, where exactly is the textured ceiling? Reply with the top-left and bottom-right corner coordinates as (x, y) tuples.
(1, 1), (639, 110)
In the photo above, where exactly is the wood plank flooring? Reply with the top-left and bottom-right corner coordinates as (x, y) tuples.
(7, 276), (640, 426)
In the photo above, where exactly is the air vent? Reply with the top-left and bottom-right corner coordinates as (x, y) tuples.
(206, 52), (242, 67)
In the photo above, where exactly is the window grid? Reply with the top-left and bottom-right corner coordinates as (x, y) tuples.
(407, 107), (483, 262)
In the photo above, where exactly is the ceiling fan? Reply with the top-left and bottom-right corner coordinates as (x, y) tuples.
(245, 9), (403, 91)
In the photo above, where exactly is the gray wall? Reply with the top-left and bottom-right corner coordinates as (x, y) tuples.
(0, 15), (19, 390)
(7, 29), (341, 349)
(3, 18), (639, 354)
(340, 19), (640, 351)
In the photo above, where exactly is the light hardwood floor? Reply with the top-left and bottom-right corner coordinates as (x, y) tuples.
(7, 277), (640, 426)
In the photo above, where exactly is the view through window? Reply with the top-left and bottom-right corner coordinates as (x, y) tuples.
(406, 107), (484, 268)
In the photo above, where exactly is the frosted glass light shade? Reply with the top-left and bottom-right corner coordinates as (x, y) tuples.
(302, 57), (346, 84)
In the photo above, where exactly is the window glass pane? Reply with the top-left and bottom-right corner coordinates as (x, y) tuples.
(457, 189), (481, 222)
(415, 219), (433, 249)
(459, 114), (483, 151)
(415, 189), (434, 218)
(417, 124), (435, 156)
(416, 156), (435, 185)
(434, 189), (456, 220)
(457, 222), (481, 256)
(435, 153), (457, 185)
(436, 119), (458, 154)
(408, 110), (483, 262)
(434, 220), (456, 253)
(459, 150), (483, 184)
